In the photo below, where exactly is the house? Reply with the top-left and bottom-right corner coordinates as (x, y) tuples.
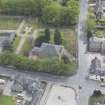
(89, 37), (105, 54)
(11, 83), (23, 93)
(29, 43), (73, 60)
(90, 57), (101, 72)
(89, 56), (105, 81)
(94, 0), (105, 19)
(13, 75), (43, 94)
(0, 32), (16, 52)
(89, 37), (102, 52)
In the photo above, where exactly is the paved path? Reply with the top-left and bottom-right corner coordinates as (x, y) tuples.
(15, 27), (44, 54)
(16, 20), (25, 35)
(15, 36), (26, 54)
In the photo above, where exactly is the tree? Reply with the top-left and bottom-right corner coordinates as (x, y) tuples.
(60, 0), (69, 6)
(54, 29), (62, 45)
(87, 10), (96, 32)
(92, 90), (102, 97)
(35, 35), (46, 47)
(62, 55), (70, 64)
(0, 0), (79, 26)
(44, 28), (50, 42)
(41, 2), (61, 26)
(67, 0), (79, 25)
(87, 30), (93, 39)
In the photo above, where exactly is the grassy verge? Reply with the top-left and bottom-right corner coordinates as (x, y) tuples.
(89, 95), (105, 105)
(0, 96), (15, 105)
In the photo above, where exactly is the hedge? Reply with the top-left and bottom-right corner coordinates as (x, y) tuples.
(0, 52), (76, 75)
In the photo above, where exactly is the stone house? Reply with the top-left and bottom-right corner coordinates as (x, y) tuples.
(90, 57), (101, 72)
(89, 37), (105, 54)
(29, 43), (73, 61)
(95, 0), (105, 19)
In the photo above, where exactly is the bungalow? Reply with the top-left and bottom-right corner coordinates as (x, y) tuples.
(29, 43), (74, 61)
(89, 37), (105, 54)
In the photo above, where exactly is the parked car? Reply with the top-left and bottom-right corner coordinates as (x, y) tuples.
(100, 82), (105, 87)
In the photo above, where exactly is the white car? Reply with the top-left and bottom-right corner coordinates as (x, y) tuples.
(100, 82), (105, 87)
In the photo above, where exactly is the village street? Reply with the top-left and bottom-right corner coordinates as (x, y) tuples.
(0, 0), (105, 105)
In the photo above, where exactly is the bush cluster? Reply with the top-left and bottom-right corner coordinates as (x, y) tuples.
(0, 0), (79, 26)
(0, 52), (76, 75)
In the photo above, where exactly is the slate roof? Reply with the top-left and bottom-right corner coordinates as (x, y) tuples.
(30, 43), (66, 58)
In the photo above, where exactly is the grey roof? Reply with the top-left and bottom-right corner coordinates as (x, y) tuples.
(11, 83), (23, 92)
(0, 37), (9, 47)
(31, 43), (65, 58)
(0, 32), (16, 47)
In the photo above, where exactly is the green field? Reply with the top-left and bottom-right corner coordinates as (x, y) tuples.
(0, 17), (22, 29)
(0, 96), (15, 105)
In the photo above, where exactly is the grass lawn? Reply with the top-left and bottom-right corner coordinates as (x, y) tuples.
(12, 36), (21, 52)
(61, 29), (76, 56)
(0, 17), (22, 30)
(0, 96), (15, 105)
(21, 38), (33, 56)
(89, 95), (105, 105)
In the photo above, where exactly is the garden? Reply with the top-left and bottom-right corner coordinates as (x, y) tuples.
(0, 52), (76, 76)
(89, 90), (105, 105)
(0, 96), (15, 105)
(87, 6), (105, 38)
(0, 0), (79, 27)
(36, 28), (76, 57)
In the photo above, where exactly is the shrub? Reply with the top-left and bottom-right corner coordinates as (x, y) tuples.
(0, 52), (76, 75)
(92, 90), (102, 97)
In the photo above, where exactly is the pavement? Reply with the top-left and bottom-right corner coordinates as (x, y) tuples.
(15, 36), (26, 54)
